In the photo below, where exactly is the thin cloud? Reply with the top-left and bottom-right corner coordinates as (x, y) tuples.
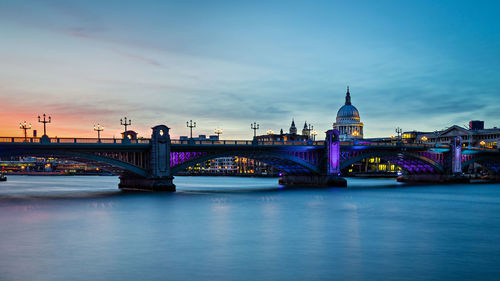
(110, 48), (163, 67)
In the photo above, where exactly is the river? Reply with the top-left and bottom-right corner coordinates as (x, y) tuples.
(1, 176), (500, 281)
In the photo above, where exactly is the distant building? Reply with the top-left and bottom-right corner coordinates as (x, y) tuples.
(0, 157), (102, 174)
(289, 119), (297, 135)
(209, 157), (237, 173)
(403, 121), (500, 148)
(255, 119), (310, 142)
(301, 121), (310, 137)
(333, 86), (364, 141)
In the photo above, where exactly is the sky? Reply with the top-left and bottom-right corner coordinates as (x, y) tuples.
(1, 0), (499, 139)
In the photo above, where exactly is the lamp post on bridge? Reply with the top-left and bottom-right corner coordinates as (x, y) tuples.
(480, 140), (486, 149)
(266, 129), (274, 135)
(38, 114), (51, 137)
(434, 130), (440, 146)
(311, 129), (318, 141)
(395, 127), (402, 141)
(187, 120), (196, 139)
(251, 122), (260, 138)
(94, 124), (104, 143)
(19, 121), (32, 142)
(463, 124), (473, 149)
(120, 117), (132, 133)
(214, 127), (223, 140)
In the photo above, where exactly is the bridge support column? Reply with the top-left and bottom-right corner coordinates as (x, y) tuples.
(323, 129), (347, 187)
(119, 125), (176, 192)
(279, 129), (346, 187)
(397, 136), (469, 184)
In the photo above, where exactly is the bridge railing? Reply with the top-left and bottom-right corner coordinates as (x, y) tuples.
(464, 146), (498, 152)
(0, 137), (40, 143)
(340, 141), (450, 149)
(0, 137), (325, 146)
(0, 137), (151, 144)
(0, 136), (495, 152)
(170, 139), (326, 145)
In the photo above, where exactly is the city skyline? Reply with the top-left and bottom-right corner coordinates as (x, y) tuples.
(1, 0), (499, 139)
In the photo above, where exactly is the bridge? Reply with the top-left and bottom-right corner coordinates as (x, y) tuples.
(1, 125), (500, 191)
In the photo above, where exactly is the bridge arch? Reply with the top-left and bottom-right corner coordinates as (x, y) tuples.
(462, 156), (500, 174)
(170, 151), (322, 175)
(0, 149), (148, 177)
(340, 150), (445, 174)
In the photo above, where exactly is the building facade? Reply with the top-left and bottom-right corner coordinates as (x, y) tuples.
(255, 119), (311, 142)
(403, 121), (500, 149)
(333, 86), (364, 141)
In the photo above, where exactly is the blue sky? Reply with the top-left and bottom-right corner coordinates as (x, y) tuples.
(0, 0), (499, 138)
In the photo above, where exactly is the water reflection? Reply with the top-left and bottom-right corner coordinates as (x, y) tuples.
(1, 176), (500, 281)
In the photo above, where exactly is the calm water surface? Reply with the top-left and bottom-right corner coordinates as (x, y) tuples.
(1, 176), (500, 281)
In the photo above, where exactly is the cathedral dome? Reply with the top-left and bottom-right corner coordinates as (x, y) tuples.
(337, 104), (360, 119)
(335, 86), (360, 123)
(333, 86), (364, 141)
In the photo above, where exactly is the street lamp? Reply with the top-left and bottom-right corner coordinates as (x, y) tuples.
(480, 140), (486, 148)
(187, 120), (196, 139)
(19, 121), (32, 141)
(251, 122), (260, 138)
(94, 124), (104, 142)
(38, 114), (51, 137)
(421, 136), (428, 142)
(395, 127), (402, 140)
(214, 127), (223, 138)
(434, 130), (440, 145)
(120, 117), (132, 133)
(311, 130), (318, 141)
(352, 130), (360, 137)
(266, 129), (275, 135)
(306, 124), (315, 140)
(463, 124), (473, 149)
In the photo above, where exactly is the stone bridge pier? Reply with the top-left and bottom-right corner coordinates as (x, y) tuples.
(119, 125), (176, 191)
(278, 129), (347, 187)
(397, 136), (469, 184)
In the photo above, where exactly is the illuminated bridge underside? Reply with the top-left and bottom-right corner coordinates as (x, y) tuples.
(170, 150), (323, 175)
(462, 156), (500, 173)
(0, 148), (149, 177)
(340, 150), (445, 174)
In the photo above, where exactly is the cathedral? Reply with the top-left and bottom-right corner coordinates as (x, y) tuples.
(256, 86), (363, 142)
(333, 86), (364, 140)
(255, 119), (311, 142)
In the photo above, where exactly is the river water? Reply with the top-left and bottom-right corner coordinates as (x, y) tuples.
(1, 176), (500, 281)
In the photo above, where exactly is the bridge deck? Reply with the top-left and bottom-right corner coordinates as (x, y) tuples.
(0, 136), (498, 154)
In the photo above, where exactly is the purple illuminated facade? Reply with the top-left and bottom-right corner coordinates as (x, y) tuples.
(326, 129), (340, 175)
(452, 136), (463, 174)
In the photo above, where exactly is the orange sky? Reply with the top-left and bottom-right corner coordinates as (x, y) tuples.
(0, 98), (153, 138)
